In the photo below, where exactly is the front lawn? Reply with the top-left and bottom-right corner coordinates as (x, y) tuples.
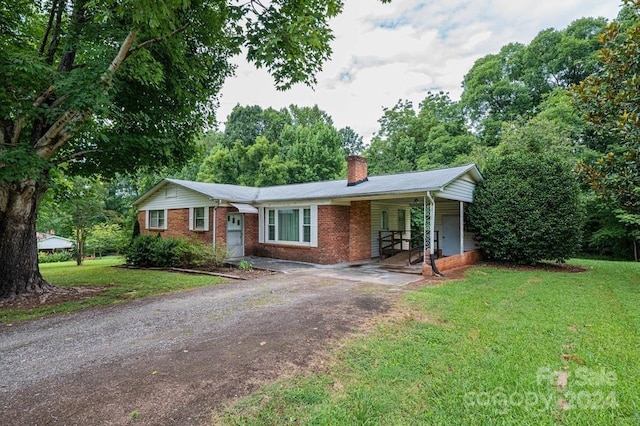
(213, 259), (640, 425)
(0, 257), (224, 322)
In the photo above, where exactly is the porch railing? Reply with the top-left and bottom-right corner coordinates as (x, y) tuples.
(378, 230), (439, 265)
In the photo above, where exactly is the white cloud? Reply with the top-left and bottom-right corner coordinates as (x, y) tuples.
(216, 0), (622, 143)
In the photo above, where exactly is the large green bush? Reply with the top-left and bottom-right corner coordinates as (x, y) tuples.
(125, 234), (221, 268)
(467, 153), (583, 264)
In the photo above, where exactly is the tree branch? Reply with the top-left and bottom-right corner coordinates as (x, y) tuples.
(127, 24), (188, 58)
(103, 30), (138, 86)
(54, 149), (100, 165)
(39, 0), (59, 56)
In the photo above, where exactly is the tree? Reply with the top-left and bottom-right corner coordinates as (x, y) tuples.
(365, 92), (478, 174)
(1, 0), (382, 298)
(461, 18), (607, 145)
(339, 126), (365, 156)
(86, 223), (128, 258)
(467, 153), (583, 264)
(572, 0), (640, 259)
(58, 176), (107, 265)
(197, 105), (345, 186)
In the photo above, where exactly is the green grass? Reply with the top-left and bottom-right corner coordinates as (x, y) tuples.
(213, 259), (640, 425)
(0, 257), (224, 323)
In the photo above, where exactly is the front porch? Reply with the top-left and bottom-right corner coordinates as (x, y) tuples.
(369, 194), (478, 276)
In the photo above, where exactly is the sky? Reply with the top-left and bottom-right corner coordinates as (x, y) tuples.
(216, 0), (623, 143)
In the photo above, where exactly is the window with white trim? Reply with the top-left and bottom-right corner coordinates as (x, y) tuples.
(149, 209), (165, 229)
(266, 207), (313, 244)
(193, 207), (205, 230)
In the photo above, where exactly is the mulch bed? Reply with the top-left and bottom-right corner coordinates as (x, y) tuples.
(483, 261), (588, 273)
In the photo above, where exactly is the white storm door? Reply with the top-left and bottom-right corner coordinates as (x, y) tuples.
(226, 213), (244, 257)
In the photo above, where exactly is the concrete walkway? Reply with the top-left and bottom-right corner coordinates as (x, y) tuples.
(228, 256), (423, 286)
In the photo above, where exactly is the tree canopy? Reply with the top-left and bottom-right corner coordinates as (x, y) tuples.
(0, 0), (388, 298)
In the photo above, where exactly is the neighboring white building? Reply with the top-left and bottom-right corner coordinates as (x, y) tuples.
(37, 234), (74, 252)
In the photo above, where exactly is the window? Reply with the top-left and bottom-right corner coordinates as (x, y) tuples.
(265, 207), (315, 245)
(303, 208), (311, 243)
(193, 207), (205, 230)
(381, 210), (389, 231)
(278, 209), (299, 242)
(268, 210), (275, 240)
(149, 210), (165, 229)
(398, 209), (406, 231)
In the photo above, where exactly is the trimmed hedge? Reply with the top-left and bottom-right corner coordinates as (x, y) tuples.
(467, 153), (583, 264)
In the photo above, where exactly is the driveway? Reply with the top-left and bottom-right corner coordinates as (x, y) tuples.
(0, 267), (418, 425)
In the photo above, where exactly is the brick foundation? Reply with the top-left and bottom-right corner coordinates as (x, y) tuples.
(422, 250), (482, 276)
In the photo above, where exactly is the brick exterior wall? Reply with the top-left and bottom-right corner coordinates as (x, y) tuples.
(139, 208), (214, 244)
(422, 249), (482, 276)
(255, 205), (351, 264)
(244, 213), (259, 256)
(138, 202), (374, 265)
(349, 200), (371, 261)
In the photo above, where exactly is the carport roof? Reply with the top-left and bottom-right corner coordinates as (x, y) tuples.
(133, 164), (482, 205)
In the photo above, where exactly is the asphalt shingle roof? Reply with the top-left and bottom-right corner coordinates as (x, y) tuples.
(135, 164), (481, 205)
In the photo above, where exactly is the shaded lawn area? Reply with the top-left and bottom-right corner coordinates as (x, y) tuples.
(213, 259), (640, 425)
(0, 257), (224, 323)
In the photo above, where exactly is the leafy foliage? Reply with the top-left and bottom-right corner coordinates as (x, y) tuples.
(38, 251), (73, 264)
(125, 234), (219, 268)
(365, 92), (477, 174)
(461, 18), (607, 145)
(468, 153), (583, 264)
(197, 104), (346, 186)
(86, 223), (129, 257)
(572, 0), (640, 258)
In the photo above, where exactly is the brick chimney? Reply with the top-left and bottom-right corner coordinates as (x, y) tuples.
(347, 155), (368, 186)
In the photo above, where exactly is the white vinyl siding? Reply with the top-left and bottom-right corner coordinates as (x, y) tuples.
(371, 202), (411, 256)
(137, 183), (217, 211)
(439, 174), (477, 202)
(433, 200), (477, 252)
(261, 205), (317, 247)
(188, 207), (209, 231)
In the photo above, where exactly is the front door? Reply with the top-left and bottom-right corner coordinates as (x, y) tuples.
(442, 215), (461, 257)
(226, 213), (244, 257)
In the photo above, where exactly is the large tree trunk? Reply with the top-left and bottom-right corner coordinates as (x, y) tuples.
(0, 179), (53, 299)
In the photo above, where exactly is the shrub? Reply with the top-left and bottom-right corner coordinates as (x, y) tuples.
(467, 153), (583, 264)
(38, 251), (73, 263)
(237, 259), (252, 271)
(125, 235), (224, 268)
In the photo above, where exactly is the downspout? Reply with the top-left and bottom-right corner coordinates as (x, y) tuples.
(212, 199), (221, 248)
(426, 191), (444, 277)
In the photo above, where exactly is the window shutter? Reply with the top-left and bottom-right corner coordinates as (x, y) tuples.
(145, 210), (150, 229)
(310, 205), (318, 247)
(203, 207), (210, 231)
(163, 210), (168, 230)
(188, 208), (194, 231)
(258, 207), (265, 243)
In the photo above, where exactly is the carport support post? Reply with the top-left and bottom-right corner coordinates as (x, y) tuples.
(423, 196), (427, 264)
(460, 201), (464, 255)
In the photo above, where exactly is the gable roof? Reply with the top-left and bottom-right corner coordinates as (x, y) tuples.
(133, 164), (482, 206)
(37, 235), (74, 250)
